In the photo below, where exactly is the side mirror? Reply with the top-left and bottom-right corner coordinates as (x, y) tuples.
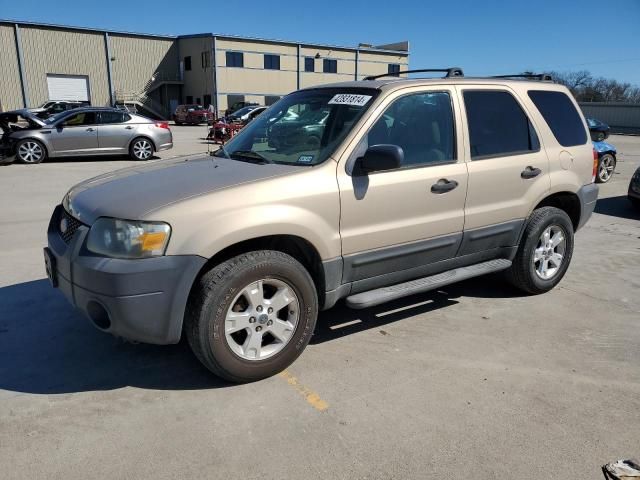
(358, 144), (403, 173)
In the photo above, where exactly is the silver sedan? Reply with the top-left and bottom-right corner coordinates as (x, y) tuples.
(4, 107), (172, 164)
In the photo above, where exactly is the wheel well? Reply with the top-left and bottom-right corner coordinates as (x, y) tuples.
(194, 235), (325, 302)
(534, 192), (581, 231)
(129, 135), (156, 151)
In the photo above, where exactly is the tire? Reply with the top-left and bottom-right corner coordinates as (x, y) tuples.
(596, 154), (616, 183)
(186, 250), (318, 382)
(175, 120), (182, 126)
(507, 207), (574, 294)
(16, 139), (47, 164)
(129, 137), (154, 160)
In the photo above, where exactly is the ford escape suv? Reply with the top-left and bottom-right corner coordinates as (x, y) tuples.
(45, 69), (598, 382)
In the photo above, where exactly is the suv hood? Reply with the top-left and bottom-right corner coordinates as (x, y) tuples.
(65, 154), (301, 224)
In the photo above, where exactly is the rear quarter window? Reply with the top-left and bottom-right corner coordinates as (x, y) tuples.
(528, 90), (587, 147)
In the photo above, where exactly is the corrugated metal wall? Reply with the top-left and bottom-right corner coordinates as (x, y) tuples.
(110, 35), (178, 95)
(20, 26), (110, 107)
(580, 103), (640, 134)
(0, 25), (24, 111)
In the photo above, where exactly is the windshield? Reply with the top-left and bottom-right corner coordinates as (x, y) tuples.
(215, 88), (377, 166)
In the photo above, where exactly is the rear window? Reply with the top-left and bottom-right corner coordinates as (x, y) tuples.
(528, 90), (587, 147)
(463, 90), (539, 160)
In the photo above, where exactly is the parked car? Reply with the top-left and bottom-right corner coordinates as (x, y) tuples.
(587, 117), (610, 142)
(225, 101), (259, 117)
(267, 105), (329, 150)
(173, 104), (214, 125)
(3, 107), (172, 164)
(45, 72), (598, 382)
(628, 166), (640, 209)
(593, 140), (617, 183)
(28, 100), (90, 118)
(0, 112), (18, 164)
(229, 105), (267, 124)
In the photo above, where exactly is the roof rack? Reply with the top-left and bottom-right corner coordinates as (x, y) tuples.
(489, 73), (553, 81)
(363, 67), (464, 81)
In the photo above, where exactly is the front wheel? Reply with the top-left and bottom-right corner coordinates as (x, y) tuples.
(129, 138), (154, 160)
(16, 139), (47, 164)
(507, 207), (574, 294)
(186, 250), (318, 382)
(596, 153), (616, 183)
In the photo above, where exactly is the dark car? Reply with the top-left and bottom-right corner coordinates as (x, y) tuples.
(593, 140), (617, 183)
(629, 166), (640, 209)
(28, 100), (90, 119)
(0, 112), (18, 164)
(267, 106), (330, 151)
(225, 101), (259, 117)
(173, 104), (214, 125)
(587, 117), (610, 142)
(228, 105), (267, 124)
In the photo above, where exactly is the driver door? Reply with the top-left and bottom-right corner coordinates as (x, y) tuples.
(50, 111), (99, 155)
(337, 87), (468, 288)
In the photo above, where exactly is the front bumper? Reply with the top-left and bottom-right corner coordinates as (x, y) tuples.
(47, 205), (206, 344)
(576, 183), (599, 230)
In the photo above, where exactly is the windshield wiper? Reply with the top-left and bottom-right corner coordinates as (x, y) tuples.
(229, 150), (274, 164)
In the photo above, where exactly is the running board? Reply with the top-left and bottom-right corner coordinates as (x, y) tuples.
(345, 259), (512, 309)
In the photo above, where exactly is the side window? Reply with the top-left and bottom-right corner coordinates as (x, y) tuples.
(463, 90), (539, 160)
(528, 90), (587, 147)
(62, 112), (96, 127)
(367, 91), (456, 167)
(99, 111), (124, 124)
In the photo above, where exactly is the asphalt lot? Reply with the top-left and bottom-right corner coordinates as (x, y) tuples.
(1, 127), (639, 479)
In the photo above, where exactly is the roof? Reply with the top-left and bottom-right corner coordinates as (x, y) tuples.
(0, 19), (409, 55)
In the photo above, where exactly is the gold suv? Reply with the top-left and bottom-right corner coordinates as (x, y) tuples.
(45, 69), (599, 382)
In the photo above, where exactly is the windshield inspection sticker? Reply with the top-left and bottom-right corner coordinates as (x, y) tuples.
(298, 155), (314, 163)
(328, 94), (372, 107)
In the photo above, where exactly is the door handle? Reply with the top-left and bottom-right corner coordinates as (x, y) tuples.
(86, 127), (95, 132)
(125, 126), (133, 130)
(521, 166), (542, 179)
(430, 178), (459, 194)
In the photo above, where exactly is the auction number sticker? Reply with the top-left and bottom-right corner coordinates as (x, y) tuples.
(328, 94), (372, 107)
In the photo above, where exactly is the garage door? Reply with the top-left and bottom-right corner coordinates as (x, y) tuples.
(46, 75), (90, 102)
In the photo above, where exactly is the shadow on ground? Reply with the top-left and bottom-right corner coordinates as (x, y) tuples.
(0, 274), (523, 395)
(594, 195), (640, 220)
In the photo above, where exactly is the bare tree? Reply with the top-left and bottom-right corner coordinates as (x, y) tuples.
(544, 70), (640, 103)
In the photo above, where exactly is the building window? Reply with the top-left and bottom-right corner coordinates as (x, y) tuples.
(201, 51), (210, 69)
(186, 95), (193, 104)
(184, 56), (192, 71)
(203, 94), (212, 108)
(226, 51), (244, 68)
(388, 64), (401, 76)
(265, 95), (281, 106)
(264, 54), (280, 70)
(323, 59), (337, 73)
(304, 57), (314, 72)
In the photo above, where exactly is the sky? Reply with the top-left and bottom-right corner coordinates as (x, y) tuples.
(2, 0), (640, 85)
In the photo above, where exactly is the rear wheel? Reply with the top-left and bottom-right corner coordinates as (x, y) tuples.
(596, 153), (616, 183)
(507, 207), (574, 294)
(16, 139), (46, 164)
(186, 250), (318, 382)
(129, 138), (154, 160)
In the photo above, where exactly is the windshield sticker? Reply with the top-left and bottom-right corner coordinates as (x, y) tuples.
(298, 155), (314, 163)
(328, 94), (372, 107)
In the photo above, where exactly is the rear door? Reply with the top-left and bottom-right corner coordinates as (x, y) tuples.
(456, 86), (550, 256)
(97, 111), (134, 153)
(49, 111), (99, 155)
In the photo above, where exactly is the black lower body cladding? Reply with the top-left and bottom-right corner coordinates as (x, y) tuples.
(47, 205), (206, 344)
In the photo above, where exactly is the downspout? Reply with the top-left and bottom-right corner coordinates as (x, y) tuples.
(14, 24), (29, 108)
(212, 36), (218, 116)
(104, 32), (115, 106)
(354, 49), (359, 81)
(297, 44), (301, 90)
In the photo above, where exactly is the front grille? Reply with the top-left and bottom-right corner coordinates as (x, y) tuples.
(58, 208), (84, 244)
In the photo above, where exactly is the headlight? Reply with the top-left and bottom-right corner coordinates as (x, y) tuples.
(87, 218), (171, 259)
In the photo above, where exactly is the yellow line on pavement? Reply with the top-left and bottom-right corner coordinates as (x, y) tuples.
(278, 370), (329, 412)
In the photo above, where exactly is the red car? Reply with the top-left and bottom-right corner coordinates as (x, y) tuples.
(173, 104), (214, 125)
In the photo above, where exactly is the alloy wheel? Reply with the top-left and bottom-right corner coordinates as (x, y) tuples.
(133, 139), (152, 160)
(533, 225), (567, 280)
(18, 141), (44, 163)
(224, 278), (300, 361)
(598, 154), (615, 182)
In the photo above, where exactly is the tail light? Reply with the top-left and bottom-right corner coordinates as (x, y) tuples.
(154, 121), (170, 130)
(592, 148), (598, 183)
